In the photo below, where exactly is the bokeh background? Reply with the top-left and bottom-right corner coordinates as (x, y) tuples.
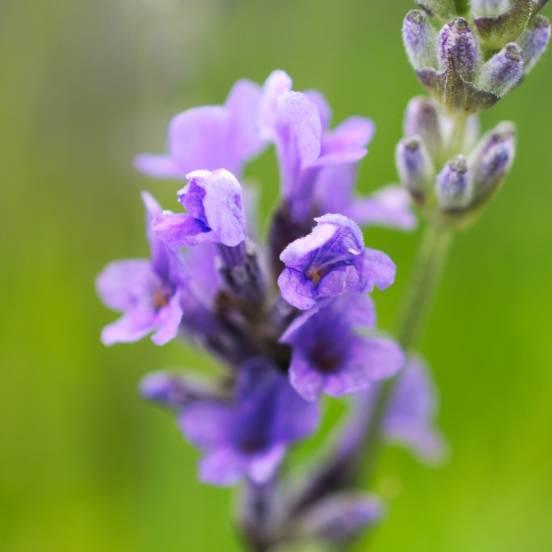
(2, 1), (551, 550)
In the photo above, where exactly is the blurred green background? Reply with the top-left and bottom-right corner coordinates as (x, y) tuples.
(2, 1), (551, 550)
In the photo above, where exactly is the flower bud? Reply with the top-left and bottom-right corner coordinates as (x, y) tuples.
(140, 372), (220, 409)
(470, 122), (516, 201)
(474, 0), (533, 51)
(438, 18), (481, 80)
(533, 0), (550, 14)
(471, 0), (510, 17)
(477, 43), (523, 97)
(519, 15), (551, 74)
(404, 97), (444, 158)
(415, 0), (456, 18)
(396, 136), (434, 201)
(436, 156), (473, 210)
(403, 10), (438, 71)
(292, 493), (383, 544)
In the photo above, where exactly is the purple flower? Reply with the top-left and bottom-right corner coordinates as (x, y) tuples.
(309, 116), (415, 229)
(278, 214), (396, 311)
(260, 70), (414, 229)
(154, 169), (246, 249)
(96, 193), (185, 346)
(179, 359), (320, 486)
(281, 294), (403, 401)
(135, 79), (266, 179)
(345, 186), (417, 230)
(363, 358), (446, 463)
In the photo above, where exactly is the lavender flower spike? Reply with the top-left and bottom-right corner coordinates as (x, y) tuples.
(180, 359), (320, 486)
(281, 294), (403, 401)
(278, 214), (396, 311)
(96, 193), (185, 346)
(135, 79), (266, 179)
(154, 169), (246, 249)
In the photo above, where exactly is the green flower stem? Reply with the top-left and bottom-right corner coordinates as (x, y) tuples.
(397, 222), (452, 350)
(448, 112), (468, 157)
(359, 220), (452, 482)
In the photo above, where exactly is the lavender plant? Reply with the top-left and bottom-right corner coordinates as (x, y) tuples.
(97, 1), (550, 550)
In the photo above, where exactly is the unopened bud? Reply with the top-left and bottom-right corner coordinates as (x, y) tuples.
(438, 18), (481, 80)
(140, 372), (219, 409)
(396, 136), (435, 201)
(471, 0), (510, 17)
(533, 0), (550, 14)
(404, 97), (444, 158)
(519, 15), (551, 74)
(474, 0), (533, 51)
(470, 122), (516, 201)
(436, 156), (473, 209)
(403, 10), (438, 71)
(415, 0), (456, 17)
(477, 43), (523, 97)
(293, 493), (383, 544)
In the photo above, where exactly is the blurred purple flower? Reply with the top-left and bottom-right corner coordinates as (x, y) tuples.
(140, 371), (223, 409)
(362, 358), (446, 463)
(180, 359), (320, 486)
(135, 79), (266, 179)
(295, 492), (384, 543)
(278, 214), (395, 310)
(96, 192), (185, 346)
(281, 294), (403, 401)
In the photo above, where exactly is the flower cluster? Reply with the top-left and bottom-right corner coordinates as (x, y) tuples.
(396, 96), (517, 223)
(97, 70), (444, 545)
(404, 0), (550, 113)
(396, 1), (549, 227)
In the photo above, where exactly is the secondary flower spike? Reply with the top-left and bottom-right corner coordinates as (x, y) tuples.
(278, 214), (396, 311)
(96, 193), (185, 346)
(402, 4), (551, 113)
(179, 359), (320, 486)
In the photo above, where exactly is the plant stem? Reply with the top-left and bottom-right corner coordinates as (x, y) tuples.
(448, 112), (468, 157)
(397, 222), (452, 350)
(358, 221), (452, 481)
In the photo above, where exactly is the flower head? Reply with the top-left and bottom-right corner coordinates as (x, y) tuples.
(180, 359), (320, 486)
(281, 294), (403, 401)
(135, 79), (266, 179)
(278, 214), (395, 311)
(96, 193), (186, 346)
